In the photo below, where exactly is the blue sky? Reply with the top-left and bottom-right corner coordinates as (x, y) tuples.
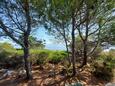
(0, 27), (115, 51)
(0, 27), (66, 50)
(33, 27), (66, 50)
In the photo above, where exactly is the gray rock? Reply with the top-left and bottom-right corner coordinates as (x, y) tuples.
(105, 83), (115, 86)
(65, 82), (82, 86)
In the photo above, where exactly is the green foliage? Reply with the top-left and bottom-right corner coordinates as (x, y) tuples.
(100, 22), (115, 45)
(16, 49), (24, 56)
(29, 36), (45, 49)
(93, 62), (113, 81)
(29, 50), (50, 65)
(48, 51), (67, 64)
(92, 50), (115, 81)
(26, 49), (67, 65)
(0, 43), (23, 69)
(0, 43), (16, 61)
(0, 42), (16, 52)
(18, 35), (45, 49)
(91, 46), (102, 58)
(96, 51), (115, 68)
(0, 46), (68, 68)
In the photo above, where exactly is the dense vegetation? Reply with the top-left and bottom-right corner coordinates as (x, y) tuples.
(0, 43), (67, 68)
(0, 0), (115, 85)
(0, 43), (115, 82)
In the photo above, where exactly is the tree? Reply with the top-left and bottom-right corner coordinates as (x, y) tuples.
(31, 0), (115, 75)
(29, 36), (45, 49)
(43, 0), (85, 75)
(75, 0), (115, 68)
(38, 0), (77, 75)
(0, 0), (33, 79)
(44, 0), (71, 66)
(32, 0), (87, 75)
(72, 36), (102, 62)
(100, 21), (115, 46)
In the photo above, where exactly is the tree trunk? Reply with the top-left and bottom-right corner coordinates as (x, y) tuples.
(79, 6), (89, 68)
(23, 0), (32, 79)
(23, 48), (32, 79)
(64, 36), (71, 67)
(71, 16), (76, 76)
(83, 44), (87, 65)
(79, 41), (87, 68)
(61, 23), (71, 67)
(23, 34), (32, 80)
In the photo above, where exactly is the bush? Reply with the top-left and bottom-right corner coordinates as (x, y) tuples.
(92, 51), (115, 81)
(5, 55), (23, 69)
(29, 50), (67, 65)
(0, 50), (11, 61)
(29, 50), (50, 65)
(0, 45), (68, 68)
(17, 49), (67, 65)
(0, 43), (17, 68)
(48, 51), (67, 64)
(37, 51), (49, 64)
(91, 46), (102, 58)
(93, 62), (113, 81)
(16, 50), (23, 56)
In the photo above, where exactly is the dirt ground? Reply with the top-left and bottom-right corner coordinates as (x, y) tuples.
(0, 63), (114, 86)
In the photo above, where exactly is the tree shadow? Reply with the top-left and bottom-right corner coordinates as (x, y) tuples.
(0, 76), (26, 86)
(22, 73), (79, 86)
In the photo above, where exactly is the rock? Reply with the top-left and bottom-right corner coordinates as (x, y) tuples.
(81, 81), (87, 85)
(105, 83), (115, 86)
(0, 69), (14, 80)
(59, 68), (67, 76)
(48, 70), (55, 77)
(65, 82), (83, 86)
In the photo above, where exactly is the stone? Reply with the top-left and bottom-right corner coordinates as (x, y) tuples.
(105, 83), (115, 86)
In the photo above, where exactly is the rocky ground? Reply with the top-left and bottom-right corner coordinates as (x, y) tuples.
(0, 64), (115, 86)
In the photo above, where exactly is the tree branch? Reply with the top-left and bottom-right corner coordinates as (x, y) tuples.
(0, 19), (24, 47)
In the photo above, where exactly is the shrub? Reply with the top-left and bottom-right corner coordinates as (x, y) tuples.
(0, 49), (23, 69)
(29, 50), (67, 65)
(16, 50), (23, 56)
(92, 61), (113, 81)
(0, 50), (11, 61)
(48, 51), (67, 64)
(0, 43), (17, 68)
(92, 51), (115, 81)
(91, 46), (102, 58)
(5, 55), (23, 69)
(0, 46), (68, 68)
(36, 51), (49, 65)
(29, 50), (50, 65)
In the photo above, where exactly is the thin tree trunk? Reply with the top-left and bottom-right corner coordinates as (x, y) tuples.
(65, 39), (71, 67)
(83, 41), (87, 65)
(71, 16), (76, 76)
(79, 41), (87, 68)
(65, 40), (69, 58)
(79, 6), (89, 68)
(59, 23), (71, 67)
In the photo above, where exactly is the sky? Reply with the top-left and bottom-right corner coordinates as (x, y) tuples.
(0, 27), (66, 50)
(32, 27), (66, 50)
(0, 27), (115, 51)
